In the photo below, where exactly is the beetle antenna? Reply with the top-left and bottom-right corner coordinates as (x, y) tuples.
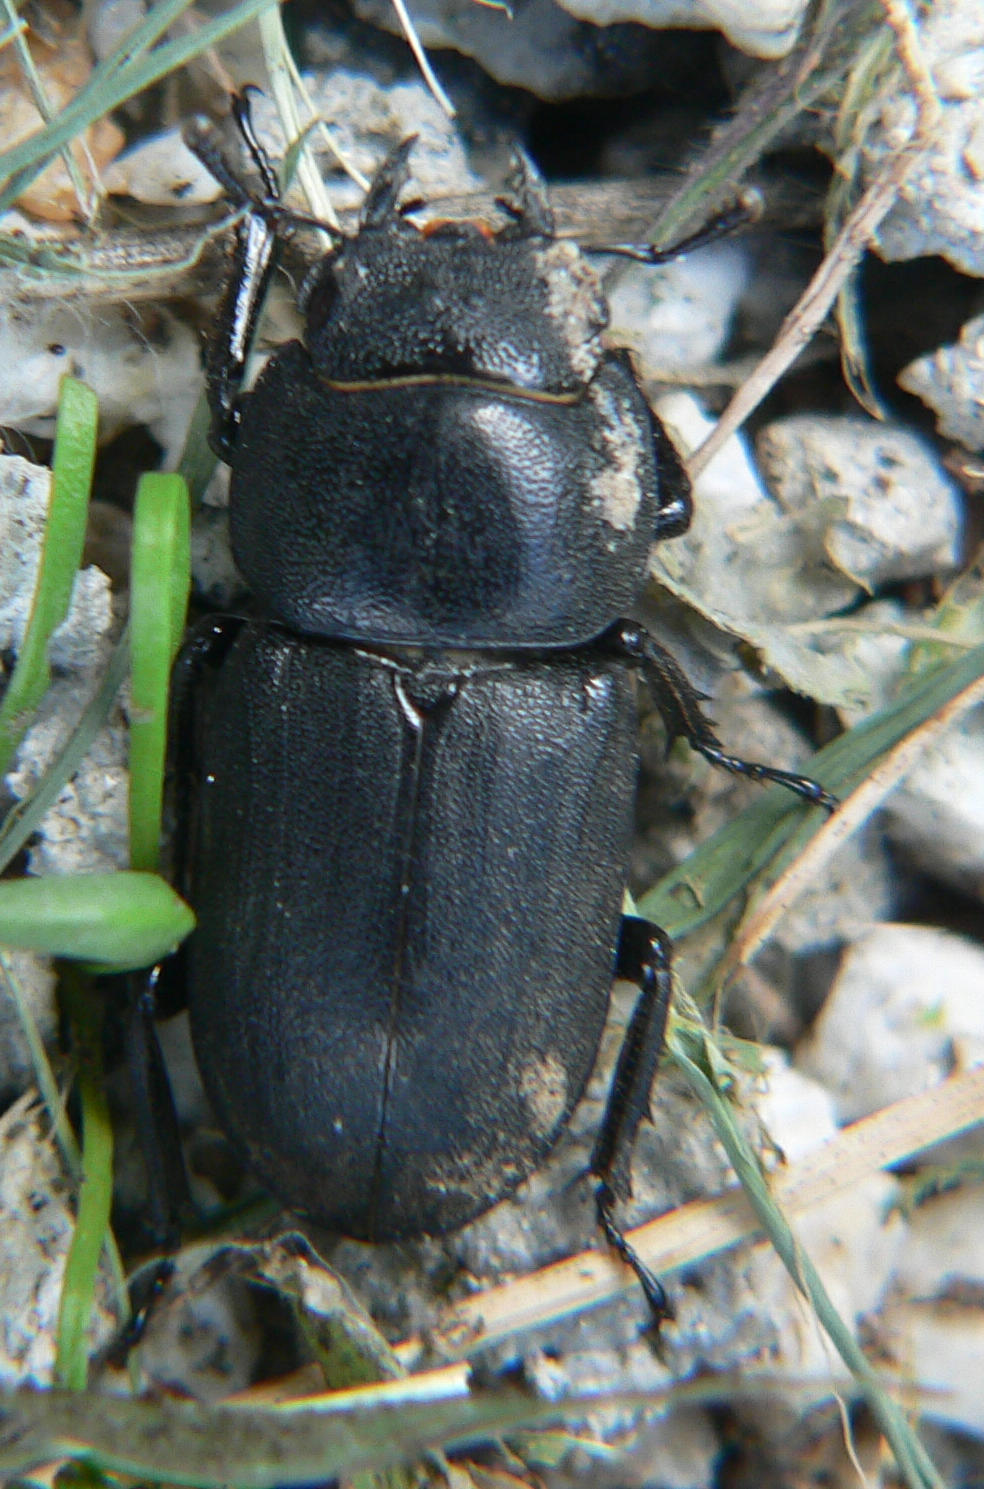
(185, 105), (342, 246)
(232, 85), (282, 202)
(586, 189), (762, 264)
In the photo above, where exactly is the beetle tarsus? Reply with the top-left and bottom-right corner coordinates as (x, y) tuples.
(182, 116), (255, 209)
(591, 915), (675, 1326)
(609, 621), (837, 813)
(587, 190), (761, 265)
(692, 741), (838, 813)
(596, 1182), (673, 1327)
(96, 1257), (177, 1369)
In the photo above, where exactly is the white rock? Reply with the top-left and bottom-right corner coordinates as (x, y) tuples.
(756, 415), (963, 591)
(0, 951), (57, 1097)
(657, 390), (770, 518)
(87, 0), (147, 61)
(899, 312), (984, 452)
(297, 73), (483, 206)
(878, 1291), (984, 1436)
(665, 1056), (904, 1394)
(606, 239), (751, 377)
(676, 675), (899, 954)
(755, 1050), (838, 1162)
(0, 455), (114, 671)
(735, 1171), (905, 1382)
(613, 1404), (721, 1488)
(0, 451), (128, 876)
(649, 395), (884, 709)
(798, 923), (984, 1123)
(884, 706), (984, 901)
(555, 0), (808, 57)
(0, 451), (128, 1085)
(0, 300), (200, 463)
(880, 1192), (984, 1444)
(133, 1242), (263, 1399)
(349, 0), (664, 99)
(666, 1163), (907, 1393)
(860, 0), (984, 274)
(104, 128), (225, 206)
(7, 694), (129, 876)
(893, 1184), (984, 1299)
(774, 820), (898, 958)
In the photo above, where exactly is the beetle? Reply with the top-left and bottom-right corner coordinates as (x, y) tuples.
(173, 96), (834, 1318)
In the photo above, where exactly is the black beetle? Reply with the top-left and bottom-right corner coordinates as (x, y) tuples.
(174, 98), (834, 1318)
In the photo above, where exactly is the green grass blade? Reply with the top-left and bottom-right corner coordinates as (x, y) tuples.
(0, 1378), (558, 1487)
(0, 377), (97, 777)
(0, 0), (199, 206)
(56, 969), (115, 1392)
(671, 1029), (944, 1489)
(0, 871), (195, 969)
(129, 473), (190, 872)
(0, 948), (130, 1330)
(0, 0), (91, 213)
(0, 946), (81, 1178)
(0, 0), (278, 214)
(177, 386), (219, 504)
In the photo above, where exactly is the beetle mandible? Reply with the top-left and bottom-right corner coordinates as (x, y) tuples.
(177, 97), (834, 1319)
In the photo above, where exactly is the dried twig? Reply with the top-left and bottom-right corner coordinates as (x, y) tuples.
(688, 6), (941, 479)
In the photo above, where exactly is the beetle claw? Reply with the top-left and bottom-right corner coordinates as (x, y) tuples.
(497, 146), (555, 236)
(361, 136), (418, 227)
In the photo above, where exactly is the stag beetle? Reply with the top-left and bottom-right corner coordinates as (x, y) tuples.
(173, 97), (834, 1319)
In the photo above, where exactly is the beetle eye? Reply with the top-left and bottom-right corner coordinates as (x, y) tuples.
(299, 256), (340, 329)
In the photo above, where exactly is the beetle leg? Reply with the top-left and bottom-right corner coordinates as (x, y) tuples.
(611, 621), (838, 812)
(122, 966), (192, 1246)
(184, 100), (286, 460)
(585, 190), (760, 265)
(96, 1257), (177, 1368)
(118, 616), (248, 1243)
(592, 914), (674, 1325)
(204, 206), (282, 461)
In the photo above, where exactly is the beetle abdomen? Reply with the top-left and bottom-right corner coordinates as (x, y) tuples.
(188, 626), (637, 1238)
